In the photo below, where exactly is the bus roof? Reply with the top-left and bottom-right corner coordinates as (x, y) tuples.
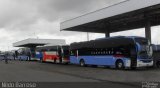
(36, 45), (69, 51)
(70, 36), (137, 50)
(95, 36), (145, 40)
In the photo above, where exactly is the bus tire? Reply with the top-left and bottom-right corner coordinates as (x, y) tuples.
(116, 60), (124, 69)
(80, 59), (86, 67)
(156, 61), (160, 68)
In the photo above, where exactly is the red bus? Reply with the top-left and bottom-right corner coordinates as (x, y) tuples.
(36, 45), (70, 64)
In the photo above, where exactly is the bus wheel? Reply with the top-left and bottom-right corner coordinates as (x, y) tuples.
(80, 59), (86, 67)
(116, 60), (124, 69)
(156, 61), (160, 68)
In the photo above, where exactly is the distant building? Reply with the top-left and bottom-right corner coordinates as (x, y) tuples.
(13, 38), (66, 47)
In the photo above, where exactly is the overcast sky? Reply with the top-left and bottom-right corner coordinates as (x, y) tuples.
(0, 0), (160, 51)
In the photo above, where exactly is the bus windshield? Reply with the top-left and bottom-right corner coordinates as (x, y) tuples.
(135, 38), (153, 59)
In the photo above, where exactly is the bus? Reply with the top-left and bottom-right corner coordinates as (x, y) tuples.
(35, 49), (43, 61)
(17, 48), (31, 61)
(70, 36), (153, 69)
(36, 45), (70, 64)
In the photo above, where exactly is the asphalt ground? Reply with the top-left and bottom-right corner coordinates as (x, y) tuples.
(0, 60), (160, 88)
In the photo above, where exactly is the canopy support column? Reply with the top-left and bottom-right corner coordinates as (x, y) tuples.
(105, 32), (110, 38)
(105, 26), (110, 38)
(145, 19), (151, 43)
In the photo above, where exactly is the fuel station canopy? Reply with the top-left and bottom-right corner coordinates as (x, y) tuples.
(61, 0), (160, 42)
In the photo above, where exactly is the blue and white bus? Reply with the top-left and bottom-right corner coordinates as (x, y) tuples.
(70, 36), (153, 69)
(17, 48), (31, 61)
(35, 48), (43, 61)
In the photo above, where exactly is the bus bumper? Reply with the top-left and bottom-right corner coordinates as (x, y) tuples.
(137, 60), (153, 67)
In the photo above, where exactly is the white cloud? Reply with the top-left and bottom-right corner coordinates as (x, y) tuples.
(151, 26), (160, 44)
(0, 0), (159, 51)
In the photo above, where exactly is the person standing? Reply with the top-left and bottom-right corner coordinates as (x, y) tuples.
(4, 52), (8, 64)
(27, 52), (31, 61)
(15, 51), (18, 59)
(13, 53), (16, 60)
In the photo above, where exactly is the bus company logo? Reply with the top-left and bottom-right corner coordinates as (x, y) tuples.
(142, 82), (159, 88)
